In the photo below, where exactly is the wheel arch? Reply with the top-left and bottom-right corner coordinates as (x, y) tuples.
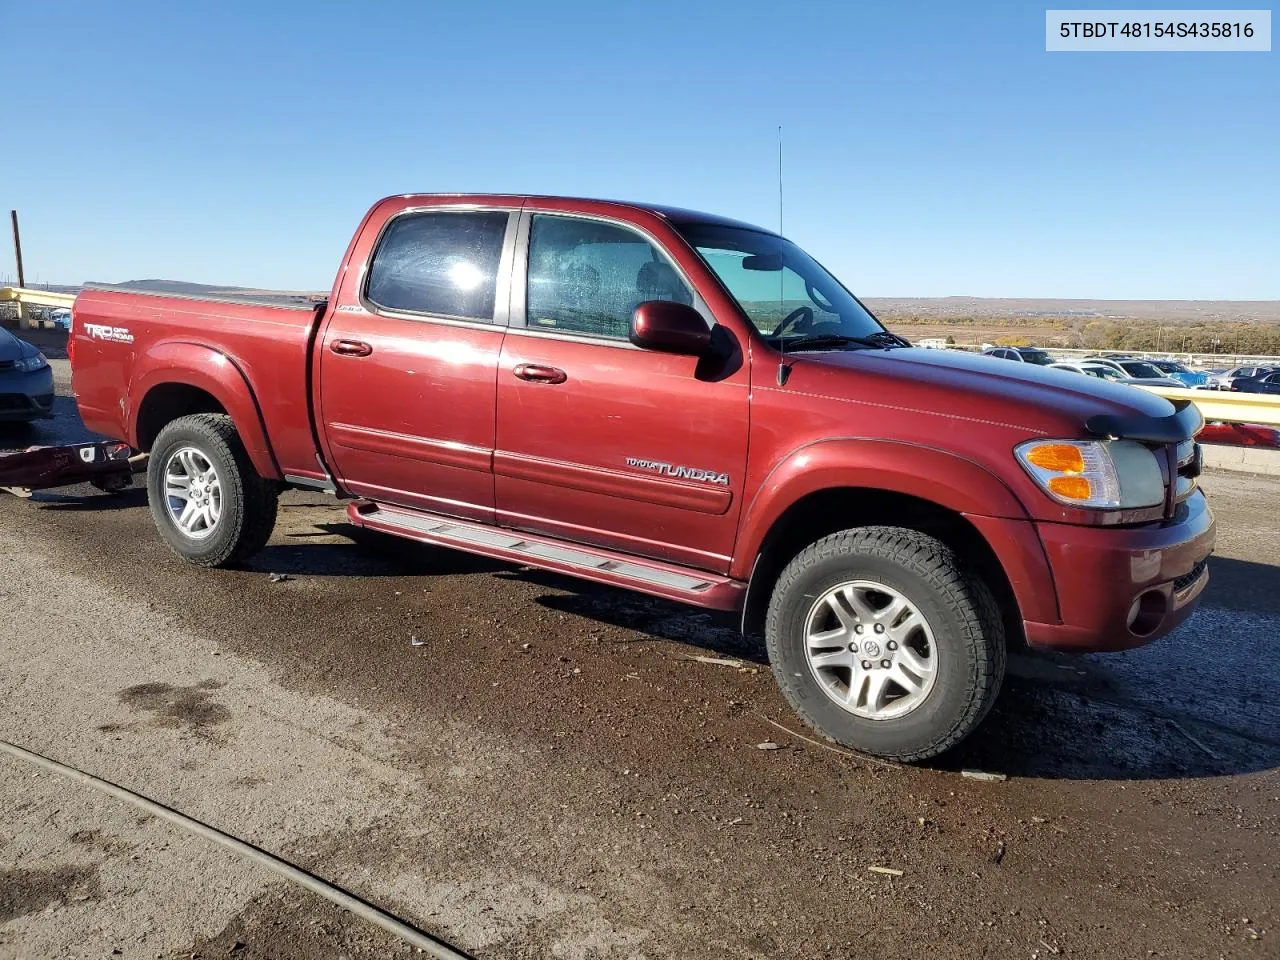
(734, 439), (1047, 644)
(739, 485), (1027, 648)
(129, 342), (281, 480)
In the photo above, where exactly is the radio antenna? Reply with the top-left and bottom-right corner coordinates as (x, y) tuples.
(776, 125), (790, 386)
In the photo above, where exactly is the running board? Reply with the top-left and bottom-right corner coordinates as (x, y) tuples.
(347, 501), (746, 611)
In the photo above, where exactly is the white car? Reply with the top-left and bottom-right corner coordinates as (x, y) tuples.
(1049, 361), (1182, 388)
(1075, 358), (1183, 387)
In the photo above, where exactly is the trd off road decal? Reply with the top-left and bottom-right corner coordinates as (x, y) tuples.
(83, 323), (135, 344)
(625, 457), (730, 486)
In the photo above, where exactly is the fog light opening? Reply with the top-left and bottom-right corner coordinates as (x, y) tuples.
(1127, 590), (1167, 637)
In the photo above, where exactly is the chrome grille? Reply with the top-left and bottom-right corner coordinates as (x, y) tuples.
(1173, 440), (1201, 502)
(1174, 557), (1209, 592)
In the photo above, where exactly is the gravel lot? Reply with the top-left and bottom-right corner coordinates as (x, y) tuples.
(0, 362), (1275, 958)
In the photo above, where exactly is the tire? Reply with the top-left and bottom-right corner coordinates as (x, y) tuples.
(146, 413), (279, 567)
(764, 526), (1005, 762)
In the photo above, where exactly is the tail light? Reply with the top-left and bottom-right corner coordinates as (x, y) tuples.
(67, 304), (77, 367)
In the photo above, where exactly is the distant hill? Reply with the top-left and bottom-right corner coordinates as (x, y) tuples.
(862, 297), (1280, 325)
(86, 279), (325, 299)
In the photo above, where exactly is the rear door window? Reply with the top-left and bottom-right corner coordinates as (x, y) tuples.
(366, 211), (510, 321)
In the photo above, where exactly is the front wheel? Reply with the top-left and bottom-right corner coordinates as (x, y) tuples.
(764, 526), (1005, 762)
(147, 413), (279, 567)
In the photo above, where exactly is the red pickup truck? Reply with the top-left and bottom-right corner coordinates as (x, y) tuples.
(70, 194), (1214, 760)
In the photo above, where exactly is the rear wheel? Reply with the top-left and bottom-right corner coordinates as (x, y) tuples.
(147, 414), (278, 567)
(765, 526), (1005, 762)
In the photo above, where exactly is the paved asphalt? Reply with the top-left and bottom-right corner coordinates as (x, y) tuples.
(0, 361), (1275, 959)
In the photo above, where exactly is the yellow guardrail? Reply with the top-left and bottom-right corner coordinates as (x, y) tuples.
(0, 286), (76, 329)
(1139, 384), (1280, 427)
(0, 286), (77, 308)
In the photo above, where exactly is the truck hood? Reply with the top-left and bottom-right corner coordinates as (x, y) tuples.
(787, 347), (1199, 443)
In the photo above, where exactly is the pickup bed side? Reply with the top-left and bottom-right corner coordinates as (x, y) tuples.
(72, 288), (326, 485)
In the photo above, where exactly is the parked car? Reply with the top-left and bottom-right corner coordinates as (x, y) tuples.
(68, 193), (1215, 762)
(49, 308), (73, 331)
(1146, 359), (1208, 388)
(1220, 366), (1280, 391)
(1049, 361), (1180, 389)
(1231, 370), (1280, 395)
(0, 326), (54, 422)
(1049, 361), (1134, 383)
(982, 346), (1056, 365)
(1082, 357), (1183, 387)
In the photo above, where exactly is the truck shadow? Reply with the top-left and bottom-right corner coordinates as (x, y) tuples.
(243, 524), (511, 579)
(516, 567), (1280, 782)
(22, 490), (1268, 782)
(238, 530), (1280, 781)
(28, 488), (149, 512)
(945, 557), (1280, 781)
(511, 572), (763, 663)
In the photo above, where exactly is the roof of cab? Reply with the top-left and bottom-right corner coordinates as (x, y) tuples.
(387, 193), (776, 236)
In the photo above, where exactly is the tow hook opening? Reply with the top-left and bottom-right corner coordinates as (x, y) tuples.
(1127, 589), (1168, 637)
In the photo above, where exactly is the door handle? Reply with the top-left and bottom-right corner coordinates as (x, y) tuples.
(330, 339), (374, 357)
(513, 363), (567, 384)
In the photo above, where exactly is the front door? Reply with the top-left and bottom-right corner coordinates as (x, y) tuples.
(318, 208), (517, 521)
(494, 213), (749, 573)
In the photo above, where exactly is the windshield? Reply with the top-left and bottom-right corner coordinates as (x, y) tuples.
(1019, 350), (1055, 366)
(675, 224), (885, 344)
(1120, 361), (1165, 379)
(1151, 360), (1186, 373)
(1083, 365), (1126, 381)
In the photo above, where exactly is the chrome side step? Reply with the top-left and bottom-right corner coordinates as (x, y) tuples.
(348, 501), (746, 611)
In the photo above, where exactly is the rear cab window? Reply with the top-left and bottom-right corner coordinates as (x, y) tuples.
(365, 211), (511, 321)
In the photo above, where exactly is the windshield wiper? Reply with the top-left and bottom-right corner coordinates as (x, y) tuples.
(855, 330), (912, 349)
(777, 331), (909, 351)
(773, 334), (871, 351)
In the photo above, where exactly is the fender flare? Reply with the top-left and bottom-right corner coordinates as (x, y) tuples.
(731, 437), (1032, 582)
(128, 341), (281, 480)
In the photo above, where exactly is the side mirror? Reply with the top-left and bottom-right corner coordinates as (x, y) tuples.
(629, 301), (712, 355)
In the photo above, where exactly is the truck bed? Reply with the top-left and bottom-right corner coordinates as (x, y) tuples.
(71, 285), (327, 484)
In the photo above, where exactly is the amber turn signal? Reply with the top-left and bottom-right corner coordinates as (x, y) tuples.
(1047, 475), (1093, 500)
(1024, 443), (1086, 474)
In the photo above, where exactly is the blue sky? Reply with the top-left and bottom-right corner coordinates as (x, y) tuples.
(4, 0), (1276, 298)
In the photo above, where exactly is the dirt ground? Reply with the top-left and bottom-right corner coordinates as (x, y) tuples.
(0, 365), (1275, 959)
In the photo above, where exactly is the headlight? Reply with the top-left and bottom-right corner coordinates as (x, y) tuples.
(1015, 439), (1164, 510)
(14, 353), (49, 373)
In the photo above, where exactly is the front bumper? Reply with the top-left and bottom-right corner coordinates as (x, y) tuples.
(0, 366), (55, 421)
(1023, 489), (1215, 652)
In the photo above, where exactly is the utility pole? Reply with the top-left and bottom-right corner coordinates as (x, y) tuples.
(10, 211), (25, 288)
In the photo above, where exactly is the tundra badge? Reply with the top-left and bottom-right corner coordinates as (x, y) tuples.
(625, 457), (730, 486)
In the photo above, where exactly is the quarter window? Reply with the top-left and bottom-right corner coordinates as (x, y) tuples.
(526, 215), (694, 339)
(366, 211), (509, 321)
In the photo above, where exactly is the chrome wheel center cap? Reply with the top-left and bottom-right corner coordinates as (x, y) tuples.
(862, 639), (882, 658)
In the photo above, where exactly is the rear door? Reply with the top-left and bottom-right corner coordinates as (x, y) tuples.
(492, 211), (750, 573)
(317, 207), (518, 521)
